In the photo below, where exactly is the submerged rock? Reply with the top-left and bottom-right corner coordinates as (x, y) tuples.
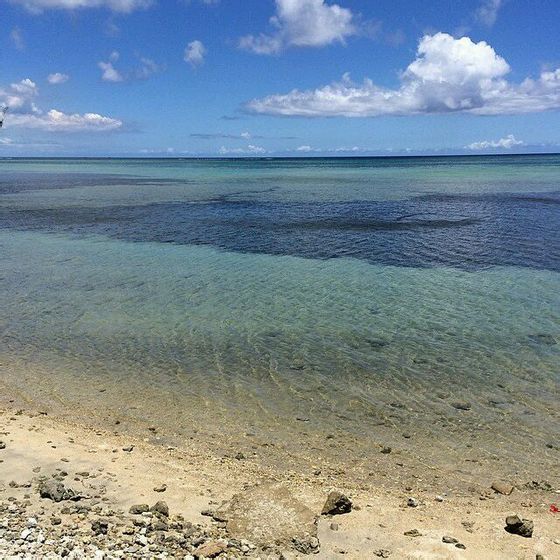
(322, 491), (352, 515)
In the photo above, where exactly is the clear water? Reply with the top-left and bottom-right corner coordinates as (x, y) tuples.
(1, 156), (559, 482)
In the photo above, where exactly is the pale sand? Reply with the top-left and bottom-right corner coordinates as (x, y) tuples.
(1, 405), (559, 559)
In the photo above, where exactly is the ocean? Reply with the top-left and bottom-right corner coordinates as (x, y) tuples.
(1, 155), (559, 481)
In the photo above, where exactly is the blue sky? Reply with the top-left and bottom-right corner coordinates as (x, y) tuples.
(1, 0), (559, 156)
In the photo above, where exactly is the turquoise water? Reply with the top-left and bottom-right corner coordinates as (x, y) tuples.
(1, 156), (559, 479)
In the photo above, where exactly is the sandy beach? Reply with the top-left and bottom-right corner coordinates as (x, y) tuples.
(1, 398), (559, 559)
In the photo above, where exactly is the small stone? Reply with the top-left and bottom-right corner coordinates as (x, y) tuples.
(435, 495), (445, 502)
(407, 497), (419, 508)
(122, 445), (134, 452)
(330, 522), (339, 531)
(153, 484), (167, 493)
(193, 540), (227, 558)
(51, 517), (62, 526)
(91, 519), (109, 535)
(505, 515), (533, 538)
(0, 441), (6, 450)
(491, 481), (514, 495)
(404, 529), (422, 537)
(380, 446), (392, 454)
(135, 534), (148, 546)
(451, 402), (472, 411)
(151, 501), (169, 517)
(442, 536), (459, 544)
(39, 480), (76, 502)
(322, 490), (352, 515)
(129, 504), (150, 515)
(456, 543), (467, 550)
(234, 452), (245, 460)
(373, 550), (391, 558)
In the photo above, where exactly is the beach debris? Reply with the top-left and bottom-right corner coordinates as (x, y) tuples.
(491, 481), (514, 495)
(193, 539), (228, 558)
(550, 504), (559, 513)
(129, 503), (150, 515)
(404, 529), (422, 537)
(505, 514), (533, 537)
(38, 480), (76, 502)
(322, 490), (352, 515)
(150, 500), (169, 517)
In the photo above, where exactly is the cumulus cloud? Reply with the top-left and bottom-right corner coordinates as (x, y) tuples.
(239, 0), (355, 55)
(8, 0), (152, 14)
(466, 134), (523, 150)
(247, 33), (560, 117)
(476, 0), (503, 27)
(184, 40), (206, 67)
(218, 144), (267, 155)
(1, 77), (122, 132)
(98, 52), (160, 82)
(47, 72), (70, 85)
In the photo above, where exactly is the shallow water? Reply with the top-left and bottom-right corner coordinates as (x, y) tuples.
(1, 156), (559, 480)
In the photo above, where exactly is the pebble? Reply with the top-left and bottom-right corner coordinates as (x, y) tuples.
(451, 402), (472, 411)
(321, 491), (352, 515)
(153, 484), (167, 492)
(491, 481), (514, 495)
(407, 497), (419, 508)
(442, 536), (459, 544)
(505, 515), (533, 538)
(404, 529), (422, 537)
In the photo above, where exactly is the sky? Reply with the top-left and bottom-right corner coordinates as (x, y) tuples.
(1, 0), (560, 156)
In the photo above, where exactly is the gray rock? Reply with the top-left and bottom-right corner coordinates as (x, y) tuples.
(374, 550), (391, 558)
(404, 529), (422, 537)
(91, 520), (109, 535)
(407, 498), (419, 508)
(129, 504), (150, 515)
(442, 536), (459, 544)
(505, 515), (533, 538)
(39, 480), (76, 502)
(321, 491), (352, 515)
(0, 441), (6, 450)
(151, 501), (169, 517)
(451, 402), (472, 411)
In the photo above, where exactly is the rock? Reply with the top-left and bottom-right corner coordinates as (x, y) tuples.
(293, 534), (320, 554)
(330, 522), (339, 531)
(39, 480), (76, 502)
(151, 501), (169, 517)
(193, 540), (227, 558)
(442, 536), (459, 544)
(153, 484), (167, 493)
(129, 504), (150, 515)
(456, 543), (467, 550)
(91, 520), (109, 535)
(536, 555), (545, 560)
(374, 550), (391, 558)
(122, 445), (134, 452)
(451, 402), (472, 411)
(51, 517), (62, 526)
(492, 481), (514, 495)
(380, 446), (392, 454)
(404, 529), (422, 537)
(505, 515), (533, 538)
(322, 491), (352, 515)
(0, 441), (6, 449)
(220, 483), (317, 547)
(407, 498), (419, 508)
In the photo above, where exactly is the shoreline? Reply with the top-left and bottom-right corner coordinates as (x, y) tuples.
(1, 394), (559, 558)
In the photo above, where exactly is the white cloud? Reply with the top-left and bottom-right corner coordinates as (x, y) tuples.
(218, 144), (267, 155)
(98, 51), (124, 82)
(184, 40), (206, 67)
(476, 0), (503, 27)
(466, 134), (523, 150)
(8, 0), (152, 14)
(1, 77), (122, 132)
(8, 109), (122, 132)
(239, 0), (356, 55)
(98, 52), (161, 82)
(247, 33), (560, 117)
(47, 72), (70, 85)
(10, 27), (25, 50)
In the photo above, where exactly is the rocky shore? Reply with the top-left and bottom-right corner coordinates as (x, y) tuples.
(1, 407), (559, 559)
